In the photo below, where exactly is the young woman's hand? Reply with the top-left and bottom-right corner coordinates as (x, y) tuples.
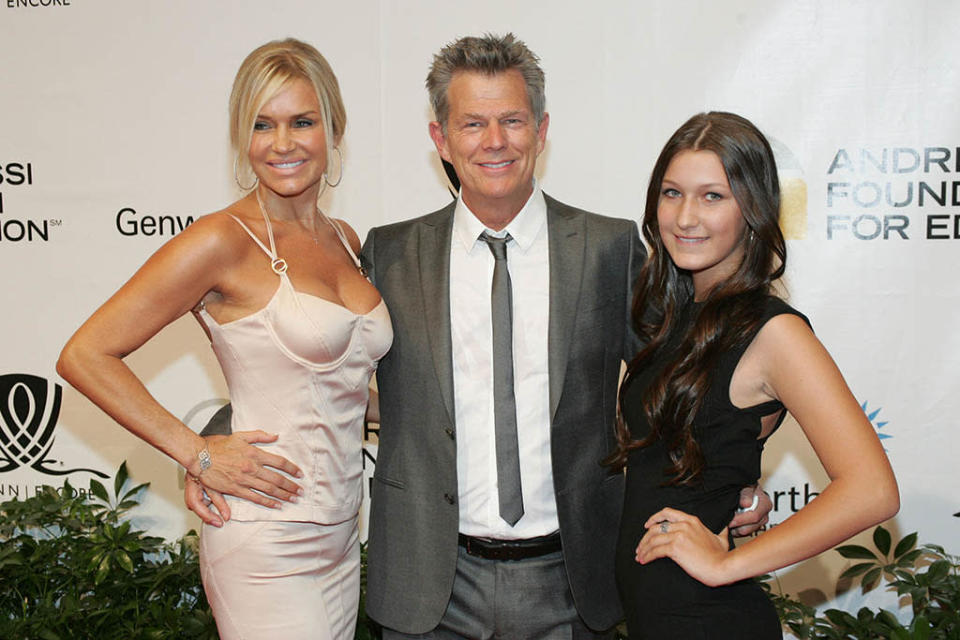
(635, 506), (732, 587)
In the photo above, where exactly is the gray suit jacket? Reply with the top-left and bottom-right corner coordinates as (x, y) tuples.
(361, 194), (645, 633)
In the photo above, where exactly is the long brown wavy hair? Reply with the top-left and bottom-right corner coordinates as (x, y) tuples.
(607, 112), (787, 485)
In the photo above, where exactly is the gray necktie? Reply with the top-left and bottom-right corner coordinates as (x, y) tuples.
(480, 232), (523, 526)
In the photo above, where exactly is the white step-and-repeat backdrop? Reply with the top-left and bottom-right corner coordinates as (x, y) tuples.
(2, 0), (957, 624)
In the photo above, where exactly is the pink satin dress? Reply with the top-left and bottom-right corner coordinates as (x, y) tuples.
(196, 210), (392, 640)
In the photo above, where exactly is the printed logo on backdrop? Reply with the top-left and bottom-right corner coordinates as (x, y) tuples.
(0, 161), (59, 242)
(116, 207), (195, 237)
(756, 399), (893, 534)
(825, 146), (960, 240)
(4, 0), (72, 8)
(861, 400), (892, 450)
(0, 161), (193, 241)
(181, 398), (229, 431)
(363, 419), (379, 499)
(770, 139), (807, 240)
(0, 374), (107, 477)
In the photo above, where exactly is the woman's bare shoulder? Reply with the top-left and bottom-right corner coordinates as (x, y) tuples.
(151, 202), (262, 271)
(753, 312), (819, 359)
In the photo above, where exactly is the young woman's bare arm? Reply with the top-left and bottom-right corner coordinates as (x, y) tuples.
(635, 314), (899, 586)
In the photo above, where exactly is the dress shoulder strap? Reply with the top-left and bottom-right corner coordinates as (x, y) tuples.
(323, 213), (362, 268)
(225, 213), (275, 259)
(225, 212), (288, 275)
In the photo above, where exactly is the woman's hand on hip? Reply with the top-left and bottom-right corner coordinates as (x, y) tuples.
(636, 507), (732, 587)
(195, 431), (304, 509)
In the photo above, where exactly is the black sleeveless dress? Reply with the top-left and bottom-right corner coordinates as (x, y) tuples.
(616, 297), (808, 639)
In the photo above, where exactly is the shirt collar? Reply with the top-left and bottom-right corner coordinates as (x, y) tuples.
(452, 178), (547, 253)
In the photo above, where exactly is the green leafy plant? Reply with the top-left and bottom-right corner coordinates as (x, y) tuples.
(764, 525), (960, 639)
(1, 463), (385, 639)
(0, 463), (216, 640)
(11, 467), (951, 640)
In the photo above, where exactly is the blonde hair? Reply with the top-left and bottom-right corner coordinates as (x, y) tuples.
(229, 38), (346, 187)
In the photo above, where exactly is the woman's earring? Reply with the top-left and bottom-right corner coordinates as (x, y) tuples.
(234, 156), (258, 191)
(324, 147), (344, 188)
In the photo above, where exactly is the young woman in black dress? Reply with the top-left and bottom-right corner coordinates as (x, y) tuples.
(610, 112), (899, 639)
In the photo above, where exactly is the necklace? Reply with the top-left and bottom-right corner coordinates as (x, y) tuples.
(256, 189), (327, 246)
(308, 218), (324, 246)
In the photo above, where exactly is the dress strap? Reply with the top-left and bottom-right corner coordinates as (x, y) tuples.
(253, 192), (289, 274)
(226, 213), (287, 275)
(225, 214), (274, 258)
(323, 212), (362, 268)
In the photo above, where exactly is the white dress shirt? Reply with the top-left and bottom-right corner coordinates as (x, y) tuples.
(450, 180), (558, 539)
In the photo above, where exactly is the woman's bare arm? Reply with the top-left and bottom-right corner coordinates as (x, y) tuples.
(635, 314), (899, 586)
(58, 213), (303, 519)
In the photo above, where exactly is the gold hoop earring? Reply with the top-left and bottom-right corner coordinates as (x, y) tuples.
(234, 156), (257, 191)
(324, 147), (343, 188)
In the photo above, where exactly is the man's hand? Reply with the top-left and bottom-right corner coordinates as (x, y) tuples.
(184, 431), (304, 523)
(728, 485), (772, 537)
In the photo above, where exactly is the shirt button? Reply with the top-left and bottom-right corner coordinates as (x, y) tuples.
(444, 493), (456, 505)
(445, 427), (455, 440)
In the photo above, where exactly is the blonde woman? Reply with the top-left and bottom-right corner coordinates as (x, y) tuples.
(58, 39), (391, 639)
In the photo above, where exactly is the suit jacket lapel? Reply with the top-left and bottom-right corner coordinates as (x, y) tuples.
(419, 203), (457, 427)
(546, 194), (586, 421)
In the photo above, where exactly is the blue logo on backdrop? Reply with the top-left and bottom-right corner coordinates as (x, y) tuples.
(861, 401), (891, 449)
(0, 373), (106, 477)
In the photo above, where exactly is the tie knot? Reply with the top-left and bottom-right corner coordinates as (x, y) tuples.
(480, 232), (511, 261)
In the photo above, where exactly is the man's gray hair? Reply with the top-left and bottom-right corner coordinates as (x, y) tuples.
(426, 32), (546, 130)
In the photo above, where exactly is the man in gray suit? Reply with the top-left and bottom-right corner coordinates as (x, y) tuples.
(362, 33), (639, 638)
(361, 34), (770, 638)
(188, 32), (771, 639)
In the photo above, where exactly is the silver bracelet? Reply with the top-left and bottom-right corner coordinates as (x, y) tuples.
(198, 447), (212, 474)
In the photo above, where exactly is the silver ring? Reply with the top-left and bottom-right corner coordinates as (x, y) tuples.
(659, 521), (669, 534)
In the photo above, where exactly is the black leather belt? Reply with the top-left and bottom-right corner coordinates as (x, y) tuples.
(457, 532), (562, 561)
